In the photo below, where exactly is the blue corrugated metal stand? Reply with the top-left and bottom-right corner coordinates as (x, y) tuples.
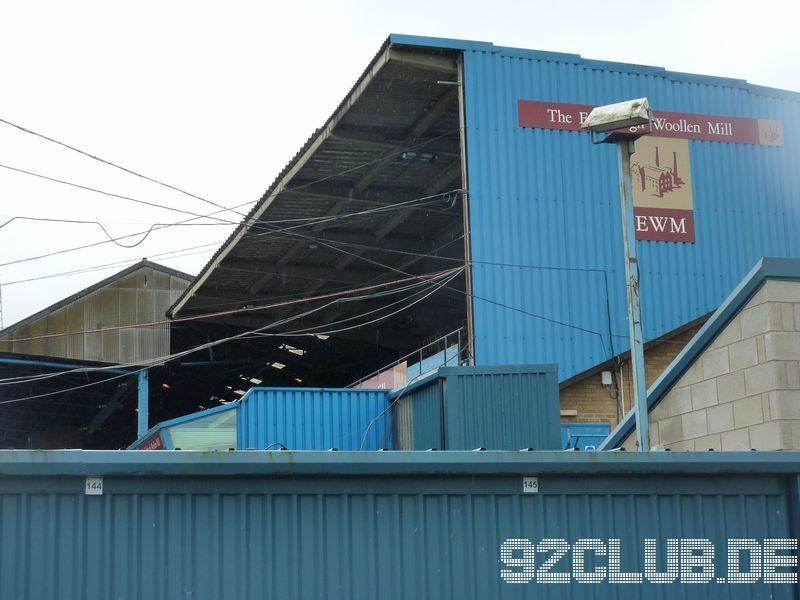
(390, 35), (800, 381)
(393, 364), (560, 450)
(237, 387), (391, 450)
(1, 450), (799, 599)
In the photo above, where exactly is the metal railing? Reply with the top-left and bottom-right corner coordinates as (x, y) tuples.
(348, 328), (468, 389)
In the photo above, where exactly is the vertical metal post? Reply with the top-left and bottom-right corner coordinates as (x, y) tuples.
(456, 56), (476, 366)
(137, 369), (149, 438)
(618, 141), (649, 451)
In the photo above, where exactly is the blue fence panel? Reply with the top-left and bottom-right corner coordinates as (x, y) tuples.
(0, 450), (798, 599)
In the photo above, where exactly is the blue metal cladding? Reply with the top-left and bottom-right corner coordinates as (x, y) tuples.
(392, 365), (560, 450)
(237, 387), (391, 450)
(443, 365), (560, 450)
(560, 422), (611, 449)
(455, 42), (800, 380)
(0, 450), (799, 599)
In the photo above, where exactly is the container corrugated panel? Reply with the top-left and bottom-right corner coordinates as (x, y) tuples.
(0, 450), (798, 599)
(458, 44), (800, 380)
(393, 365), (559, 450)
(237, 387), (391, 450)
(393, 377), (442, 450)
(442, 365), (560, 450)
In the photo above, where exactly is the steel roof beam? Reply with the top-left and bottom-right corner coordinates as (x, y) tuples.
(352, 88), (459, 193)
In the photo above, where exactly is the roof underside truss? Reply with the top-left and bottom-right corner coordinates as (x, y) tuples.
(171, 43), (469, 364)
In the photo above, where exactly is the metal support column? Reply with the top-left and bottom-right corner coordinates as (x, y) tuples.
(137, 369), (149, 438)
(618, 140), (649, 451)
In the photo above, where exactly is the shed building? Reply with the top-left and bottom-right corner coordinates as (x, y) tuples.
(0, 260), (192, 448)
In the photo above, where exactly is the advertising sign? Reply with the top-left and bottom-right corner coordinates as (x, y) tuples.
(518, 99), (784, 243)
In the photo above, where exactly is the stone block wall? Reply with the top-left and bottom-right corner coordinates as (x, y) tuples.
(621, 279), (800, 450)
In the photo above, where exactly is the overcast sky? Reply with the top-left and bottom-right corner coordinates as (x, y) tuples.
(1, 0), (798, 328)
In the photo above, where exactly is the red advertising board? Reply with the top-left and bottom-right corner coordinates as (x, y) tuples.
(518, 100), (783, 146)
(137, 431), (166, 450)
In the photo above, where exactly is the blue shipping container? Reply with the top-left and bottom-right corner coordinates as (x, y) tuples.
(237, 387), (391, 450)
(393, 364), (560, 450)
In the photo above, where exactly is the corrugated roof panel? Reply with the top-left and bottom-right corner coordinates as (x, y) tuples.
(461, 46), (800, 380)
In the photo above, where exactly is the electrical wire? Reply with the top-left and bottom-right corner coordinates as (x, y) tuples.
(1, 117), (624, 359)
(0, 267), (461, 345)
(0, 215), (222, 249)
(0, 187), (460, 269)
(0, 117), (239, 217)
(0, 268), (462, 386)
(0, 242), (223, 287)
(243, 213), (617, 349)
(0, 116), (460, 222)
(0, 276), (453, 391)
(0, 269), (460, 400)
(0, 163), (238, 224)
(246, 268), (463, 339)
(357, 338), (464, 450)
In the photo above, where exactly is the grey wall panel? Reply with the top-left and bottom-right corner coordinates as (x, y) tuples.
(1, 265), (188, 365)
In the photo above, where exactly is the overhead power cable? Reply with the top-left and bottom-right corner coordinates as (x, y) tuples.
(0, 269), (461, 397)
(0, 117), (239, 217)
(0, 271), (459, 388)
(0, 114), (460, 224)
(0, 163), (237, 224)
(0, 267), (462, 346)
(0, 182), (461, 268)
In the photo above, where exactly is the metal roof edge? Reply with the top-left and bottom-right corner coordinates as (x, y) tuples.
(148, 401), (239, 431)
(600, 256), (800, 450)
(665, 70), (749, 89)
(438, 363), (558, 376)
(241, 386), (391, 400)
(559, 314), (712, 389)
(0, 351), (125, 371)
(392, 34), (800, 100)
(0, 259), (191, 337)
(1, 449), (799, 477)
(745, 83), (800, 101)
(388, 33), (494, 53)
(388, 371), (440, 398)
(169, 36), (400, 318)
(128, 423), (164, 449)
(582, 58), (666, 77)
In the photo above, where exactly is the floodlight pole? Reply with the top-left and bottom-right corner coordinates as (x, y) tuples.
(617, 140), (649, 451)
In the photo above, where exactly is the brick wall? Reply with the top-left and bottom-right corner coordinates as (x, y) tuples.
(621, 279), (800, 450)
(560, 322), (704, 427)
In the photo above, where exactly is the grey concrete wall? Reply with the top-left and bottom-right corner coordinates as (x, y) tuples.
(622, 279), (800, 450)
